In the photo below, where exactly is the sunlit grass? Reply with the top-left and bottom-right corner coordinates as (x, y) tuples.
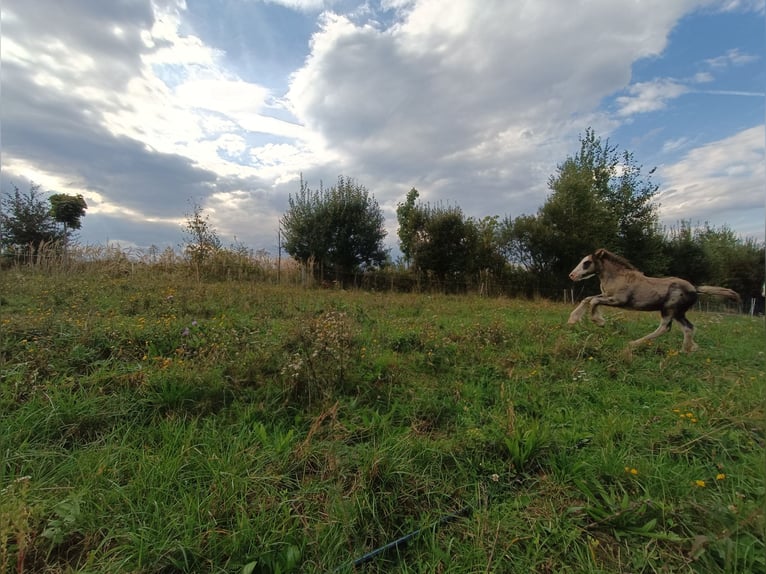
(1, 267), (763, 573)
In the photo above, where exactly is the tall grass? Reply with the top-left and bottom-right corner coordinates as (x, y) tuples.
(1, 261), (763, 573)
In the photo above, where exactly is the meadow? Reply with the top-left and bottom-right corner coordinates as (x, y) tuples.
(1, 266), (763, 573)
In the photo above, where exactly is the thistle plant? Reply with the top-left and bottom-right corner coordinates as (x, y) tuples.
(282, 310), (357, 400)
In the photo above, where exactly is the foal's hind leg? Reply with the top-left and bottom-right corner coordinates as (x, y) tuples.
(628, 312), (672, 349)
(676, 314), (698, 353)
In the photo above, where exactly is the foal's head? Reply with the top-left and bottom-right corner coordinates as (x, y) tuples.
(568, 248), (636, 281)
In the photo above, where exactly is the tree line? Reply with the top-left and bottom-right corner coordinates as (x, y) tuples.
(281, 129), (764, 297)
(1, 129), (763, 299)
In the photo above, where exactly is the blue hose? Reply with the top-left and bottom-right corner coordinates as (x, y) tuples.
(333, 505), (473, 571)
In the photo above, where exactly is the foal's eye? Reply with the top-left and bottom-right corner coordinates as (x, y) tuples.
(583, 260), (592, 269)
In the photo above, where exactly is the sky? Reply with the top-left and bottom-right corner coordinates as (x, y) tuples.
(2, 0), (764, 259)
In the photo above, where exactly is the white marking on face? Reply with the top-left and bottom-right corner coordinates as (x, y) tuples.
(569, 255), (595, 281)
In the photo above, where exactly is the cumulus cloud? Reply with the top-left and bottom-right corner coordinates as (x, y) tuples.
(287, 0), (695, 214)
(2, 0), (763, 253)
(1, 0), (304, 248)
(658, 126), (765, 236)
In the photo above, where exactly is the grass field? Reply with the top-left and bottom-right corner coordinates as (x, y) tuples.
(1, 268), (763, 573)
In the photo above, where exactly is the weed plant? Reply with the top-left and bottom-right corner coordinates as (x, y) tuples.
(0, 267), (763, 573)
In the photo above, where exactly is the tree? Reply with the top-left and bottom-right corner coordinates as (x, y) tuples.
(395, 190), (482, 286)
(412, 204), (475, 283)
(49, 193), (87, 235)
(605, 150), (665, 272)
(281, 176), (387, 279)
(468, 215), (507, 277)
(662, 221), (710, 285)
(502, 128), (664, 286)
(0, 183), (64, 255)
(498, 213), (556, 274)
(396, 188), (426, 267)
(662, 220), (764, 299)
(693, 222), (763, 295)
(182, 201), (222, 281)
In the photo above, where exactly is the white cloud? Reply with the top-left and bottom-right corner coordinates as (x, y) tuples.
(704, 47), (759, 68)
(658, 126), (765, 238)
(175, 79), (271, 114)
(616, 79), (689, 116)
(693, 72), (714, 83)
(288, 0), (694, 183)
(716, 0), (766, 13)
(661, 137), (691, 153)
(3, 0), (762, 253)
(262, 0), (331, 11)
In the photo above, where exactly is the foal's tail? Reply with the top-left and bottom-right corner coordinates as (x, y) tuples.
(696, 286), (741, 304)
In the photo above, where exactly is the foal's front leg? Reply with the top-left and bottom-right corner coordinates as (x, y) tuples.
(568, 296), (593, 324)
(569, 294), (626, 326)
(585, 294), (628, 326)
(568, 295), (611, 326)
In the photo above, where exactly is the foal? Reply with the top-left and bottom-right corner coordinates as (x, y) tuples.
(567, 248), (740, 352)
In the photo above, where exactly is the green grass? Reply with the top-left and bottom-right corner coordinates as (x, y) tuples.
(1, 269), (763, 573)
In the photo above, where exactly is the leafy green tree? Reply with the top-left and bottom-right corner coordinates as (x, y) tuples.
(502, 128), (663, 285)
(469, 215), (507, 277)
(662, 221), (711, 284)
(412, 204), (475, 283)
(397, 191), (507, 285)
(396, 188), (426, 267)
(281, 178), (328, 267)
(49, 193), (87, 235)
(724, 237), (765, 298)
(695, 223), (764, 295)
(663, 221), (763, 298)
(281, 176), (387, 278)
(605, 150), (665, 272)
(498, 213), (556, 275)
(0, 183), (64, 254)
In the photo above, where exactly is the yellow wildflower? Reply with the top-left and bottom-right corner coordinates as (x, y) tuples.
(694, 480), (706, 488)
(716, 473), (726, 481)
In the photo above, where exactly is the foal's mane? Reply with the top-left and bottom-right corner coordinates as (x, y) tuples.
(595, 249), (638, 271)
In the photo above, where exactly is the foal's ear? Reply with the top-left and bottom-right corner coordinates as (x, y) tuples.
(593, 248), (607, 260)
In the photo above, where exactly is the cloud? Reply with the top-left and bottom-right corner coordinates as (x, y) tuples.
(616, 79), (689, 116)
(662, 137), (692, 153)
(716, 0), (766, 13)
(262, 0), (330, 11)
(704, 47), (760, 69)
(287, 0), (694, 207)
(1, 0), (301, 247)
(2, 0), (155, 90)
(658, 126), (765, 237)
(2, 0), (762, 255)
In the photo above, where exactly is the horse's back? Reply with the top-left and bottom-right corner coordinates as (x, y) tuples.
(606, 273), (697, 312)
